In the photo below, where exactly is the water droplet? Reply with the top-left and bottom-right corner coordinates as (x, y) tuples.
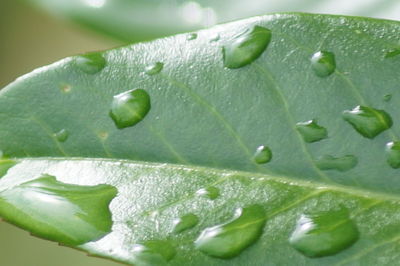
(289, 208), (359, 258)
(222, 26), (272, 69)
(383, 94), (392, 102)
(343, 105), (393, 139)
(0, 175), (117, 245)
(386, 141), (400, 169)
(98, 131), (109, 140)
(296, 120), (328, 143)
(384, 48), (400, 58)
(187, 33), (198, 40)
(109, 89), (151, 129)
(310, 51), (336, 77)
(253, 145), (272, 164)
(60, 84), (71, 93)
(196, 186), (220, 200)
(209, 33), (220, 42)
(315, 155), (357, 172)
(132, 240), (176, 265)
(173, 213), (199, 233)
(195, 204), (266, 259)
(145, 62), (164, 75)
(0, 157), (16, 178)
(54, 129), (69, 142)
(74, 52), (106, 74)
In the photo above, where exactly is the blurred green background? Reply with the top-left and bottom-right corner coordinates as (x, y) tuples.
(0, 1), (120, 265)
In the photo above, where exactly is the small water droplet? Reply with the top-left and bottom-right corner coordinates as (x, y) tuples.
(209, 33), (220, 42)
(386, 141), (400, 169)
(315, 155), (357, 172)
(296, 120), (328, 143)
(145, 62), (164, 75)
(109, 89), (151, 129)
(289, 208), (359, 258)
(310, 51), (336, 77)
(132, 240), (176, 265)
(0, 156), (16, 178)
(173, 213), (199, 233)
(383, 94), (392, 102)
(187, 33), (198, 40)
(195, 204), (266, 259)
(343, 105), (393, 139)
(60, 84), (71, 93)
(0, 175), (117, 245)
(196, 186), (220, 200)
(384, 48), (400, 58)
(74, 52), (106, 74)
(253, 145), (272, 164)
(54, 129), (69, 142)
(222, 26), (272, 69)
(98, 131), (109, 140)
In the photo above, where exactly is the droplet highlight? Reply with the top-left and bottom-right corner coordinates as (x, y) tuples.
(196, 186), (220, 200)
(315, 155), (357, 172)
(54, 129), (69, 142)
(386, 141), (400, 169)
(310, 51), (336, 77)
(145, 62), (164, 75)
(132, 240), (176, 265)
(0, 175), (117, 245)
(195, 204), (266, 259)
(74, 52), (106, 74)
(296, 120), (328, 143)
(222, 26), (272, 69)
(173, 213), (199, 233)
(253, 145), (272, 164)
(343, 105), (392, 139)
(289, 208), (359, 258)
(109, 89), (151, 129)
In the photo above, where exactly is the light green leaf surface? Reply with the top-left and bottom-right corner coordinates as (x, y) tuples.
(1, 13), (400, 265)
(25, 0), (400, 42)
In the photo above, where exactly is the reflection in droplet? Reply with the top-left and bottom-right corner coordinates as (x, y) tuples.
(343, 105), (392, 139)
(196, 186), (220, 200)
(310, 51), (336, 77)
(83, 0), (106, 8)
(222, 26), (271, 69)
(386, 141), (400, 169)
(289, 208), (359, 258)
(253, 145), (272, 164)
(0, 175), (117, 245)
(195, 204), (266, 259)
(173, 213), (199, 233)
(296, 120), (328, 143)
(132, 240), (176, 265)
(315, 155), (357, 172)
(74, 52), (106, 74)
(109, 89), (151, 129)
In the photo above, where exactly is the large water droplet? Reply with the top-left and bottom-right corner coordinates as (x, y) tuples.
(310, 51), (336, 77)
(0, 156), (16, 178)
(315, 155), (357, 172)
(195, 204), (266, 259)
(74, 52), (106, 74)
(253, 145), (272, 164)
(0, 175), (117, 245)
(109, 89), (151, 129)
(289, 208), (359, 258)
(145, 62), (164, 75)
(343, 105), (393, 139)
(222, 26), (272, 69)
(173, 213), (199, 233)
(54, 129), (69, 142)
(386, 141), (400, 169)
(132, 240), (176, 266)
(196, 186), (220, 200)
(296, 120), (328, 143)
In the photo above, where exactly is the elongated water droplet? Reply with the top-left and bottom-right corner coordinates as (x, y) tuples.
(0, 175), (117, 245)
(310, 51), (336, 77)
(132, 240), (176, 265)
(315, 155), (357, 172)
(222, 26), (272, 69)
(54, 129), (69, 142)
(173, 213), (199, 233)
(195, 204), (266, 259)
(109, 89), (151, 129)
(384, 48), (400, 58)
(145, 62), (164, 75)
(187, 33), (198, 40)
(74, 52), (106, 74)
(289, 208), (359, 258)
(383, 94), (392, 102)
(296, 120), (328, 143)
(343, 105), (392, 139)
(253, 145), (272, 164)
(0, 157), (16, 178)
(386, 141), (400, 169)
(196, 186), (220, 200)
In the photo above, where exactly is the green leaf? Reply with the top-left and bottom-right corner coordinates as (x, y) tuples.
(25, 0), (400, 42)
(2, 13), (400, 264)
